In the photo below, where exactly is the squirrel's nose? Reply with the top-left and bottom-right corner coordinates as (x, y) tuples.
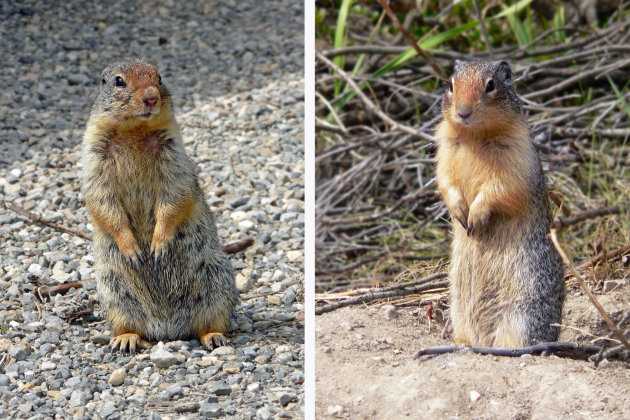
(142, 86), (160, 108)
(457, 105), (473, 120)
(143, 96), (158, 107)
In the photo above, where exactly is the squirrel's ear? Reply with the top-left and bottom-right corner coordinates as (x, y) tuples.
(454, 59), (466, 74)
(495, 61), (513, 84)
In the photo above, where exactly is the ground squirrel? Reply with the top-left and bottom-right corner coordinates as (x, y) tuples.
(81, 58), (239, 352)
(435, 59), (565, 347)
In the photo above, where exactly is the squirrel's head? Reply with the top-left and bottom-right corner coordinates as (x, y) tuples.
(443, 60), (522, 129)
(92, 59), (171, 129)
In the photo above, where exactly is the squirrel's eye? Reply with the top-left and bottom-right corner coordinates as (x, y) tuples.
(158, 75), (162, 85)
(448, 82), (453, 93)
(101, 78), (106, 85)
(115, 76), (126, 87)
(486, 80), (495, 93)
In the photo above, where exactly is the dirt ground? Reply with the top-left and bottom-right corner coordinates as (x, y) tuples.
(315, 281), (630, 419)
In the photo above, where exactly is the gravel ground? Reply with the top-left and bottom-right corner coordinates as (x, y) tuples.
(0, 1), (304, 419)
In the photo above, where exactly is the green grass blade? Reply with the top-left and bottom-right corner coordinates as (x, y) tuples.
(492, 0), (532, 20)
(606, 75), (630, 119)
(553, 5), (566, 43)
(506, 11), (525, 46)
(333, 0), (353, 96)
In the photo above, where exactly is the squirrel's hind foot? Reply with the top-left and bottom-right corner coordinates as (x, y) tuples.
(199, 331), (228, 350)
(110, 333), (152, 353)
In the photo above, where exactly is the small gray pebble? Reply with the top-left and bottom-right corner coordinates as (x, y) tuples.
(257, 406), (272, 420)
(100, 401), (118, 419)
(9, 348), (28, 361)
(199, 401), (224, 418)
(91, 334), (110, 345)
(207, 381), (231, 396)
(279, 392), (296, 406)
(0, 375), (10, 386)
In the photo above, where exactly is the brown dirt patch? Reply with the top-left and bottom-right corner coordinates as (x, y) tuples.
(316, 281), (630, 419)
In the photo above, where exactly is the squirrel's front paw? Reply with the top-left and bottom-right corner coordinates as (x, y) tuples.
(150, 225), (173, 262)
(453, 205), (469, 230)
(117, 232), (143, 269)
(466, 207), (490, 236)
(446, 187), (469, 229)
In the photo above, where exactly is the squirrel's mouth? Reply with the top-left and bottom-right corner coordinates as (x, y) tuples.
(138, 109), (159, 120)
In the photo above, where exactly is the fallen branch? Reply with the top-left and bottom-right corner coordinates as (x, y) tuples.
(222, 236), (254, 254)
(2, 200), (93, 240)
(34, 280), (87, 301)
(550, 229), (630, 351)
(323, 190), (435, 226)
(64, 303), (95, 324)
(315, 276), (449, 315)
(371, 272), (448, 294)
(576, 243), (630, 271)
(315, 272), (448, 299)
(552, 205), (623, 229)
(415, 342), (606, 360)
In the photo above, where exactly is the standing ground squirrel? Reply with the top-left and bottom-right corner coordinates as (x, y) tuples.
(81, 58), (239, 352)
(435, 59), (565, 347)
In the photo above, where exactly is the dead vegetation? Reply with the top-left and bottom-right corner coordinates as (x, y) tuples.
(315, 1), (630, 296)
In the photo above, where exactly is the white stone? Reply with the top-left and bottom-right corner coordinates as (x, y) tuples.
(41, 361), (56, 371)
(286, 250), (302, 262)
(235, 273), (252, 292)
(27, 264), (42, 275)
(108, 368), (126, 386)
(470, 390), (481, 403)
(238, 220), (255, 232)
(247, 382), (261, 392)
(270, 282), (283, 293)
(150, 346), (180, 369)
(231, 211), (248, 222)
(327, 405), (344, 416)
(68, 390), (85, 408)
(271, 270), (285, 282)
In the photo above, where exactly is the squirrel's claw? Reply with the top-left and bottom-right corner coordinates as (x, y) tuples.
(199, 332), (228, 350)
(149, 238), (168, 264)
(127, 255), (142, 270)
(110, 333), (152, 354)
(150, 248), (164, 264)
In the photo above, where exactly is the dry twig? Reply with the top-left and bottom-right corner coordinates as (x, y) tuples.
(2, 200), (93, 240)
(550, 229), (630, 351)
(415, 342), (608, 360)
(316, 273), (449, 315)
(553, 205), (623, 229)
